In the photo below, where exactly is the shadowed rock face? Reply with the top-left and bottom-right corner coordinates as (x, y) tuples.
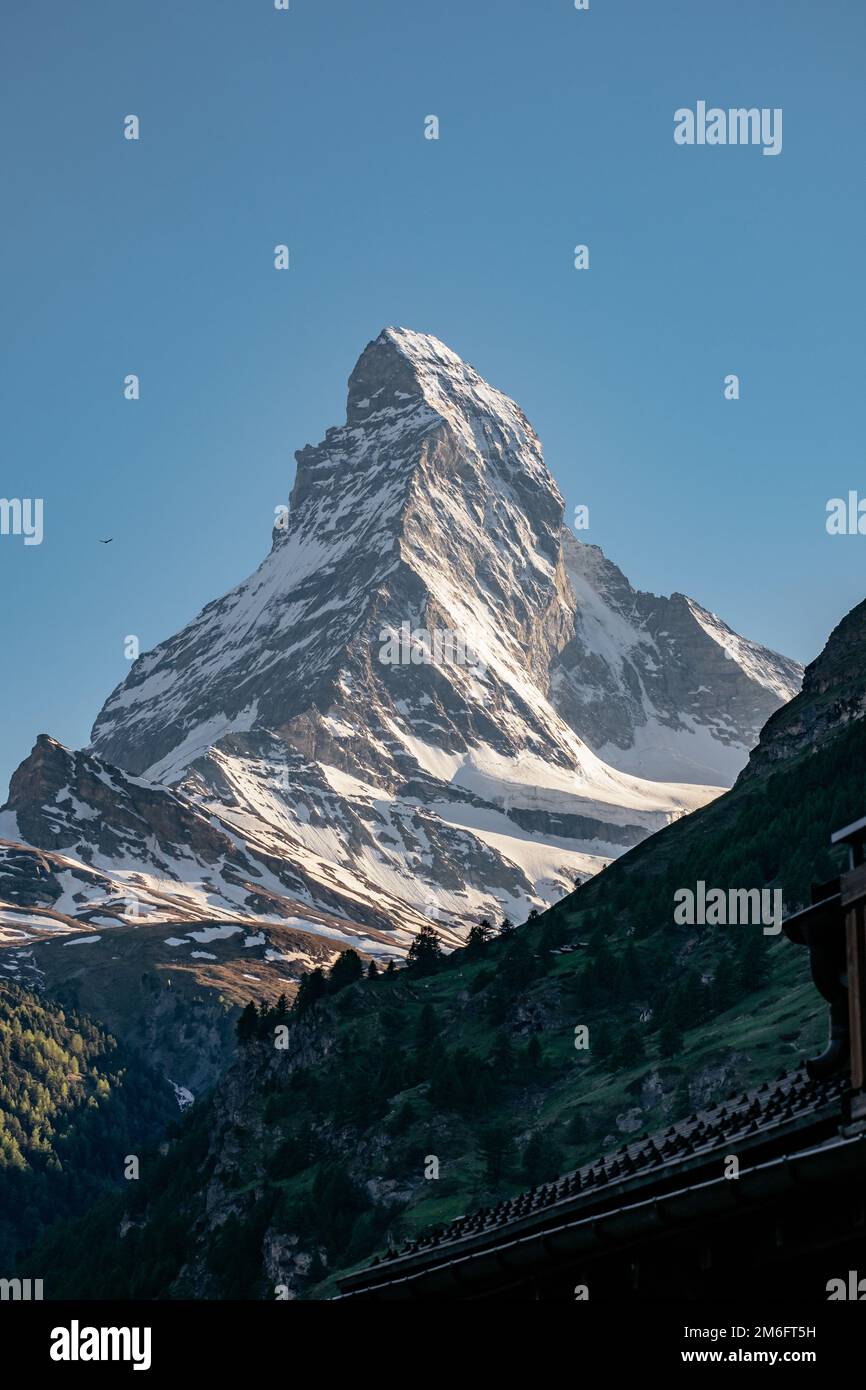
(5, 734), (238, 861)
(3, 329), (801, 958)
(741, 597), (866, 777)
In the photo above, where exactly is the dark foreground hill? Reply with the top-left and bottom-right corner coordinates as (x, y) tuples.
(22, 599), (866, 1299)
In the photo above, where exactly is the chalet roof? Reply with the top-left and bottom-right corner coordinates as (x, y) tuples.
(337, 1067), (855, 1299)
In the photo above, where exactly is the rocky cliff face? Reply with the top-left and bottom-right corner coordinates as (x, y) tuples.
(552, 533), (803, 785)
(2, 329), (800, 976)
(741, 597), (866, 777)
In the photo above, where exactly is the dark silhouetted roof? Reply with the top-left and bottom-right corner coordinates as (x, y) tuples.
(337, 1068), (854, 1299)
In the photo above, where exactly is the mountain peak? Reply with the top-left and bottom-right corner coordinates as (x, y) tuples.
(380, 325), (466, 369)
(345, 327), (536, 456)
(0, 322), (808, 999)
(345, 326), (434, 426)
(350, 327), (487, 402)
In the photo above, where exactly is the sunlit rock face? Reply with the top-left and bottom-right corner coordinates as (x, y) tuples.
(3, 329), (801, 959)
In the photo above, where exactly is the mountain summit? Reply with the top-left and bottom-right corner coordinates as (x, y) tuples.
(2, 330), (800, 981)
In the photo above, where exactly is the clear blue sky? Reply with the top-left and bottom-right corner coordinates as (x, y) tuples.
(2, 0), (865, 798)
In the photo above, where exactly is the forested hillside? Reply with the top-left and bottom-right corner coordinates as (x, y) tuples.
(0, 982), (177, 1270)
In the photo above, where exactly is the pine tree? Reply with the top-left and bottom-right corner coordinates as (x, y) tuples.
(610, 1023), (645, 1068)
(236, 1002), (259, 1043)
(491, 1029), (516, 1081)
(501, 938), (537, 988)
(429, 1049), (464, 1110)
(565, 1108), (587, 1145)
(415, 1003), (438, 1050)
(657, 1012), (683, 1059)
(293, 967), (327, 1015)
(328, 949), (364, 994)
(522, 1129), (561, 1187)
(712, 954), (736, 1012)
(616, 941), (642, 998)
(389, 1100), (415, 1136)
(592, 1019), (613, 1061)
(738, 929), (770, 988)
(673, 1073), (692, 1116)
(592, 941), (616, 992)
(481, 1121), (512, 1183)
(669, 967), (705, 1030)
(406, 921), (443, 975)
(465, 921), (493, 957)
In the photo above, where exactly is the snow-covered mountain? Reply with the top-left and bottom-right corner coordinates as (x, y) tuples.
(553, 532), (802, 785)
(0, 328), (801, 977)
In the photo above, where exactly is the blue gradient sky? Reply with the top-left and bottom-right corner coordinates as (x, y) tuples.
(2, 0), (865, 797)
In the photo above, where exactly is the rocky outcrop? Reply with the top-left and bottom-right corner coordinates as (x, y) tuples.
(742, 598), (866, 776)
(552, 533), (802, 785)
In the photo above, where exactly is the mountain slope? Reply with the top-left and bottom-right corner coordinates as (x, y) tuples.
(2, 330), (798, 991)
(25, 594), (864, 1301)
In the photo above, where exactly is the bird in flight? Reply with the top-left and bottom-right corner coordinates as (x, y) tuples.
(98, 538), (113, 544)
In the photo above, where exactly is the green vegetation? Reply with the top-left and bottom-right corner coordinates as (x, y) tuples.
(0, 981), (176, 1270)
(21, 710), (866, 1300)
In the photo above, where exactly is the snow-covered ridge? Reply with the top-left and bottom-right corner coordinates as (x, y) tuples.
(554, 532), (802, 785)
(2, 328), (803, 970)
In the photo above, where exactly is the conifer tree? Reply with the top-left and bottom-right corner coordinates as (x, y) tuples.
(293, 967), (327, 1015)
(415, 1002), (438, 1049)
(565, 1108), (587, 1144)
(481, 1121), (512, 1184)
(657, 1011), (684, 1058)
(491, 1029), (516, 1081)
(522, 1129), (561, 1187)
(407, 920), (443, 975)
(465, 921), (493, 957)
(236, 1001), (259, 1043)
